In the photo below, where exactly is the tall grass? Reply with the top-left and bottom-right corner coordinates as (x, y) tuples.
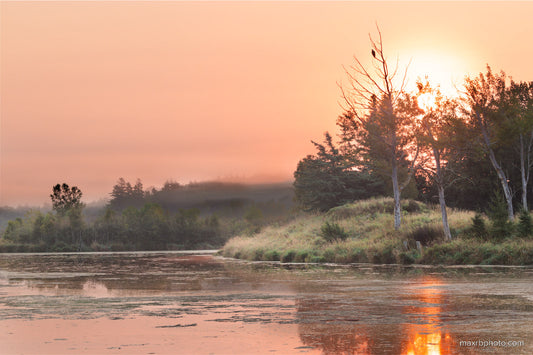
(221, 197), (533, 265)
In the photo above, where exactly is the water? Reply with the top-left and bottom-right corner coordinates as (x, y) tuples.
(0, 252), (532, 354)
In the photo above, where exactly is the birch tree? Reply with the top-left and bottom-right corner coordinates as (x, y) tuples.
(415, 81), (459, 240)
(506, 81), (533, 210)
(464, 67), (515, 220)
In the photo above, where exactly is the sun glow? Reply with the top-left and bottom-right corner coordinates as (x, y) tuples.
(401, 49), (470, 100)
(417, 92), (438, 112)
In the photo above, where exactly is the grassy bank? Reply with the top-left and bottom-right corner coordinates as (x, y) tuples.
(221, 197), (533, 265)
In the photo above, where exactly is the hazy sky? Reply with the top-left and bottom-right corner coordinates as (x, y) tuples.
(2, 1), (533, 206)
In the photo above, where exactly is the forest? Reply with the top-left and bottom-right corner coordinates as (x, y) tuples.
(0, 181), (294, 252)
(2, 34), (533, 257)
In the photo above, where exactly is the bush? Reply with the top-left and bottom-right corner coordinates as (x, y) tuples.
(263, 250), (280, 261)
(320, 221), (349, 242)
(402, 200), (423, 213)
(517, 209), (533, 237)
(470, 213), (488, 239)
(487, 192), (513, 240)
(281, 250), (296, 263)
(405, 224), (443, 246)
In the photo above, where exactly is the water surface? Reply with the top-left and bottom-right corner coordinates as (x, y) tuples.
(1, 252), (532, 354)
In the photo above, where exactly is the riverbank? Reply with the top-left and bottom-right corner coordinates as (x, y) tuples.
(221, 197), (533, 265)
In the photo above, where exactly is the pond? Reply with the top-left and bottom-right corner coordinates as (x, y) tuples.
(0, 252), (532, 354)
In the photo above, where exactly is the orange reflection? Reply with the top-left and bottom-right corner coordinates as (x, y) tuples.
(402, 277), (453, 355)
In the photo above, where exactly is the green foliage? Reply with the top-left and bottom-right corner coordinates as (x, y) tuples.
(281, 250), (296, 263)
(320, 221), (349, 242)
(517, 209), (533, 237)
(243, 205), (264, 235)
(470, 213), (488, 239)
(294, 132), (385, 212)
(487, 191), (513, 240)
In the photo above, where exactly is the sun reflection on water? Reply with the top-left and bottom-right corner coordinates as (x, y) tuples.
(402, 278), (454, 355)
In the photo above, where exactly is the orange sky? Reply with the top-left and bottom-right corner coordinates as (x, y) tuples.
(2, 1), (533, 206)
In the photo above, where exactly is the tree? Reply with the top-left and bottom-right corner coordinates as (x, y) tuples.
(162, 179), (181, 192)
(415, 81), (459, 240)
(465, 66), (514, 220)
(109, 177), (145, 210)
(505, 80), (533, 210)
(338, 28), (419, 229)
(294, 132), (385, 212)
(50, 183), (83, 216)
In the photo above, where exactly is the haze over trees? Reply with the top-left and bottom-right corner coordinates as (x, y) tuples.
(3, 29), (533, 254)
(0, 179), (294, 252)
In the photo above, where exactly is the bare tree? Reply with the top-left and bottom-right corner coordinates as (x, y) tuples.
(338, 27), (418, 230)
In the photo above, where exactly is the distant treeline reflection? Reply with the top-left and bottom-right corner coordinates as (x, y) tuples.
(0, 179), (294, 252)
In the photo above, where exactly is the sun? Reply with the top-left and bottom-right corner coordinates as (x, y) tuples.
(399, 48), (468, 100)
(417, 92), (438, 112)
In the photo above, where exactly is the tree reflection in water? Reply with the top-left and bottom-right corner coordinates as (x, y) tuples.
(296, 277), (456, 355)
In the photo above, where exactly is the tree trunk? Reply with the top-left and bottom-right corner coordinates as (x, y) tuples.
(391, 159), (402, 230)
(486, 146), (515, 220)
(433, 148), (452, 240)
(520, 133), (528, 210)
(437, 183), (451, 241)
(479, 117), (514, 220)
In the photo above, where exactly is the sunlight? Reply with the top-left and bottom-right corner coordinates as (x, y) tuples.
(402, 278), (453, 355)
(400, 49), (468, 99)
(417, 92), (438, 112)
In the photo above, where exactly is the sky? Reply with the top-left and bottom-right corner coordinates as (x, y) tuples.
(2, 1), (533, 206)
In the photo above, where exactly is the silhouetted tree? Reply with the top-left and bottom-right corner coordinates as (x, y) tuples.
(338, 27), (418, 229)
(109, 177), (145, 210)
(415, 81), (460, 240)
(294, 132), (385, 211)
(504, 80), (533, 210)
(50, 183), (83, 216)
(464, 67), (515, 220)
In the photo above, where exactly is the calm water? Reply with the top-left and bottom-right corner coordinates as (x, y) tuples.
(0, 252), (532, 354)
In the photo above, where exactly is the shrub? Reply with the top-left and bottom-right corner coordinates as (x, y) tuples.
(405, 224), (443, 246)
(517, 209), (533, 237)
(487, 192), (513, 240)
(470, 213), (488, 239)
(402, 200), (423, 213)
(320, 221), (349, 242)
(281, 250), (296, 263)
(399, 250), (419, 264)
(263, 250), (281, 261)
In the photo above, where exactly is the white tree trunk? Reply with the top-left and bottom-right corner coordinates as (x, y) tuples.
(433, 148), (452, 240)
(520, 133), (528, 210)
(437, 184), (451, 241)
(479, 117), (514, 220)
(391, 160), (402, 230)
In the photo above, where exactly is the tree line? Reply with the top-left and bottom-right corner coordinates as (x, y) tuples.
(294, 29), (533, 241)
(0, 180), (293, 252)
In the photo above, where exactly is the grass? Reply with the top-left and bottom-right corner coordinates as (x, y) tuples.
(221, 197), (533, 265)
